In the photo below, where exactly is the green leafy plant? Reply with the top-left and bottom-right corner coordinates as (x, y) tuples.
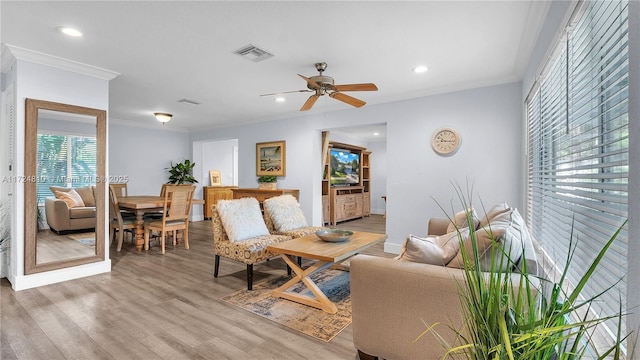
(257, 175), (277, 183)
(419, 189), (630, 360)
(167, 159), (198, 184)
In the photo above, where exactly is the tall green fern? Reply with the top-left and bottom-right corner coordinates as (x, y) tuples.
(419, 189), (629, 360)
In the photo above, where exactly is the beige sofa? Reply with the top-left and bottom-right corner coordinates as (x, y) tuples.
(44, 186), (96, 234)
(351, 206), (538, 360)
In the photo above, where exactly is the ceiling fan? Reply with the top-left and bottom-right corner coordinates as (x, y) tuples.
(260, 62), (378, 111)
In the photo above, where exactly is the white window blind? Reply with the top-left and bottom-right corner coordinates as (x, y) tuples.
(527, 0), (629, 342)
(36, 134), (97, 202)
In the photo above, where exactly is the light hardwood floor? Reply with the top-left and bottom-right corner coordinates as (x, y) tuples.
(1, 215), (390, 360)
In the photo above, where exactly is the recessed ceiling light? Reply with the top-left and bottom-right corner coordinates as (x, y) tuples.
(412, 65), (428, 73)
(275, 97), (285, 102)
(59, 27), (83, 37)
(373, 132), (380, 136)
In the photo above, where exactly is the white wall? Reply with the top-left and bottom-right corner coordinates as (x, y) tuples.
(108, 123), (190, 196)
(7, 59), (113, 290)
(191, 81), (523, 253)
(384, 83), (522, 252)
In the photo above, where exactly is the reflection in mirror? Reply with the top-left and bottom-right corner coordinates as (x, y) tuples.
(36, 110), (97, 264)
(25, 99), (106, 275)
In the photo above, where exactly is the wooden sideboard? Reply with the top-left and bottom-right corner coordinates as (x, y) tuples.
(231, 188), (299, 208)
(203, 186), (237, 219)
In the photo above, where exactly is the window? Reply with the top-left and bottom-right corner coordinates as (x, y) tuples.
(526, 0), (629, 346)
(37, 134), (97, 202)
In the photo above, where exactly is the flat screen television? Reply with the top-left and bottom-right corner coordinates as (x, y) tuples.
(330, 148), (360, 186)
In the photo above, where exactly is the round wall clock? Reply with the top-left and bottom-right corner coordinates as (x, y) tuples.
(431, 127), (461, 155)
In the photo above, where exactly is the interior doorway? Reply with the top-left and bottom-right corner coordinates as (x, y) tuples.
(191, 138), (239, 221)
(324, 123), (387, 217)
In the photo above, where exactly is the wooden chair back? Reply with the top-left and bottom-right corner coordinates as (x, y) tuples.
(160, 183), (169, 197)
(160, 183), (192, 197)
(110, 183), (128, 198)
(162, 185), (195, 223)
(108, 185), (125, 225)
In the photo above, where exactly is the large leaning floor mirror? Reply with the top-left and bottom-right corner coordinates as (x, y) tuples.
(24, 98), (106, 274)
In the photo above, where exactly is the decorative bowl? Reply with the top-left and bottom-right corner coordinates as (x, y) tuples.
(315, 229), (354, 242)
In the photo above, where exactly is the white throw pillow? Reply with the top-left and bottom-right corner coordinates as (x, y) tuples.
(263, 195), (308, 232)
(54, 188), (85, 208)
(216, 197), (270, 242)
(446, 207), (480, 233)
(447, 209), (524, 272)
(477, 202), (511, 229)
(397, 230), (465, 265)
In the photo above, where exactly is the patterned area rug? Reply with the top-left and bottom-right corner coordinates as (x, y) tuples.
(67, 232), (95, 246)
(220, 268), (351, 342)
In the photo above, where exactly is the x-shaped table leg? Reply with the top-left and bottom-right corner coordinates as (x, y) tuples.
(272, 254), (338, 314)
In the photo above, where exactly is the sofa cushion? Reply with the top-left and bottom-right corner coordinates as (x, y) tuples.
(397, 229), (466, 265)
(447, 208), (524, 272)
(69, 207), (96, 219)
(263, 194), (308, 232)
(477, 202), (511, 229)
(216, 197), (270, 242)
(54, 188), (85, 208)
(75, 186), (96, 207)
(447, 207), (480, 233)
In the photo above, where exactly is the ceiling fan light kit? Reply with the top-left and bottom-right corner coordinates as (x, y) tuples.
(261, 62), (378, 111)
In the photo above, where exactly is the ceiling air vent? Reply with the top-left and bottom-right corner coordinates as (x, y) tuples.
(233, 44), (274, 62)
(177, 98), (201, 106)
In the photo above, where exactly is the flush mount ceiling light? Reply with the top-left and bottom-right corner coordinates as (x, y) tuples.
(58, 26), (83, 37)
(412, 65), (428, 73)
(275, 97), (286, 102)
(154, 112), (173, 125)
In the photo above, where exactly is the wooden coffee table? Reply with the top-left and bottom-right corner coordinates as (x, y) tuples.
(267, 231), (387, 313)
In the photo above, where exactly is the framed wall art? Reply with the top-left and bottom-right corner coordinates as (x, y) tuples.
(209, 170), (221, 186)
(256, 140), (286, 176)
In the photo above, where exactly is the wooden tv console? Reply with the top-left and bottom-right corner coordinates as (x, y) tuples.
(329, 186), (371, 226)
(321, 139), (372, 225)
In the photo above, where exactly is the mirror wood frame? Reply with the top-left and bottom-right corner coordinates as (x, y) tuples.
(24, 98), (106, 275)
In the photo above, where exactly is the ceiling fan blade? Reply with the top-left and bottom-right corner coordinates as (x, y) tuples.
(333, 83), (378, 92)
(298, 74), (321, 89)
(259, 89), (312, 96)
(329, 92), (366, 108)
(300, 94), (320, 111)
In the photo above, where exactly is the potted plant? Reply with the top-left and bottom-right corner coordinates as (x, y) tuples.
(167, 159), (198, 184)
(257, 175), (277, 190)
(420, 193), (629, 359)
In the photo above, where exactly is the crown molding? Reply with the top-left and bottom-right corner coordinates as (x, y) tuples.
(1, 44), (119, 80)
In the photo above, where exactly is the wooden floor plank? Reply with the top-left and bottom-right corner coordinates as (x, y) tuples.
(1, 215), (388, 359)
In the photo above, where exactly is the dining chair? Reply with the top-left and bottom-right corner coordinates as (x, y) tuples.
(108, 185), (136, 251)
(109, 183), (128, 198)
(143, 184), (195, 254)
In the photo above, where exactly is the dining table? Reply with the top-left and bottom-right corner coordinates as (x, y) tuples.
(117, 195), (204, 251)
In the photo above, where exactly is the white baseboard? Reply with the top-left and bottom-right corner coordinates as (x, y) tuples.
(384, 241), (402, 255)
(9, 260), (111, 291)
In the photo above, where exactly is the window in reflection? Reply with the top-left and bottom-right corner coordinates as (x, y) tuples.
(37, 134), (97, 202)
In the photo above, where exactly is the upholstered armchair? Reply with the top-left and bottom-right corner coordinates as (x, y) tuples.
(211, 197), (292, 290)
